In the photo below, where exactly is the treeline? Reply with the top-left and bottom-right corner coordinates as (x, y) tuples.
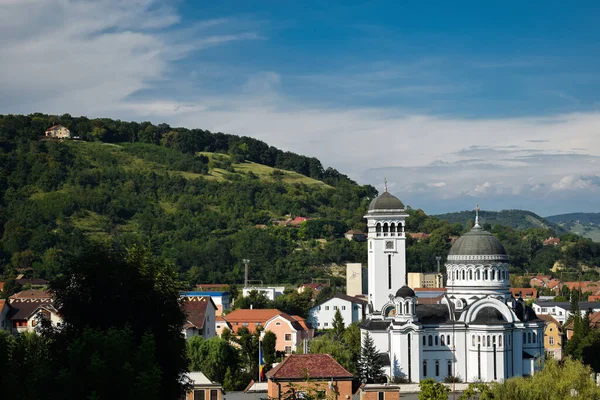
(0, 113), (356, 187)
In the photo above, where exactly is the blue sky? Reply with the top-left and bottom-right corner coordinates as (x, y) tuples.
(1, 0), (599, 216)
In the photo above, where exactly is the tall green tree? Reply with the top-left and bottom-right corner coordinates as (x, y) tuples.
(262, 330), (277, 365)
(419, 378), (450, 400)
(187, 336), (242, 390)
(358, 332), (385, 383)
(332, 309), (345, 340)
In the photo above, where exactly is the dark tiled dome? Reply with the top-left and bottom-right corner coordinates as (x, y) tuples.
(472, 307), (506, 324)
(448, 225), (507, 261)
(395, 285), (416, 298)
(368, 191), (405, 211)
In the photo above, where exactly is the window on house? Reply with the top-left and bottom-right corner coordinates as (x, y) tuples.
(285, 333), (292, 341)
(324, 322), (328, 327)
(423, 361), (427, 376)
(210, 389), (218, 400)
(435, 360), (439, 376)
(276, 322), (281, 326)
(333, 306), (337, 310)
(194, 389), (205, 400)
(549, 337), (554, 345)
(354, 305), (358, 310)
(378, 392), (384, 400)
(285, 346), (292, 354)
(342, 306), (346, 310)
(242, 322), (249, 327)
(318, 306), (321, 310)
(325, 306), (329, 310)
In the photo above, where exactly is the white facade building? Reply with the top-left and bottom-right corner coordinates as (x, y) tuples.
(532, 301), (600, 325)
(360, 192), (545, 383)
(242, 286), (285, 301)
(307, 294), (367, 329)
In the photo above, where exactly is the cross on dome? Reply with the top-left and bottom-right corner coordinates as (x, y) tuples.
(475, 204), (481, 228)
(384, 177), (388, 192)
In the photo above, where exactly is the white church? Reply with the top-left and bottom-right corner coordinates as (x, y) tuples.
(359, 189), (544, 382)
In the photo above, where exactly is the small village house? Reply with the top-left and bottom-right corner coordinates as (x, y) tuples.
(185, 371), (225, 400)
(221, 309), (313, 354)
(183, 290), (230, 316)
(182, 296), (217, 340)
(344, 229), (366, 241)
(215, 316), (232, 337)
(44, 125), (71, 139)
(6, 299), (61, 334)
(266, 354), (354, 400)
(307, 293), (366, 329)
(359, 384), (401, 400)
(537, 314), (564, 359)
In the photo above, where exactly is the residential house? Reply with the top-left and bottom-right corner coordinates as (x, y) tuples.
(287, 217), (310, 227)
(359, 384), (401, 400)
(546, 279), (562, 294)
(185, 371), (225, 400)
(532, 301), (600, 324)
(529, 275), (552, 288)
(344, 229), (366, 241)
(222, 309), (313, 354)
(307, 293), (367, 329)
(563, 281), (600, 295)
(510, 288), (538, 300)
(537, 314), (563, 359)
(183, 291), (230, 316)
(266, 354), (354, 400)
(6, 298), (61, 334)
(44, 125), (71, 139)
(297, 283), (326, 297)
(564, 311), (600, 340)
(182, 296), (217, 340)
(543, 237), (561, 246)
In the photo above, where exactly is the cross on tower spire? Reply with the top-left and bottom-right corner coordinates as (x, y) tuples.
(475, 204), (480, 227)
(384, 178), (388, 193)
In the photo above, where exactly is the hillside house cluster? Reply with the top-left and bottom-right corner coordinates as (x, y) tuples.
(44, 125), (71, 139)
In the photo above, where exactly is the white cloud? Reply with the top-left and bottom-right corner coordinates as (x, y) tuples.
(551, 175), (600, 191)
(427, 182), (447, 188)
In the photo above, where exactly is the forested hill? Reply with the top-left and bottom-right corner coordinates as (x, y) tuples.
(546, 213), (600, 242)
(0, 113), (377, 286)
(435, 209), (564, 233)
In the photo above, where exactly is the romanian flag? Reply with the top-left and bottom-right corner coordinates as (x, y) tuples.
(259, 343), (265, 381)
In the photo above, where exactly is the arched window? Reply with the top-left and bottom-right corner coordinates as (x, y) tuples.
(478, 335), (481, 344)
(404, 302), (409, 314)
(491, 270), (496, 280)
(435, 360), (440, 376)
(398, 223), (403, 233)
(383, 223), (389, 236)
(528, 332), (532, 344)
(423, 335), (426, 346)
(376, 223), (381, 237)
(493, 336), (496, 345)
(435, 336), (438, 346)
(469, 270), (473, 280)
(499, 336), (503, 347)
(472, 335), (476, 346)
(487, 335), (490, 347)
(428, 335), (433, 346)
(447, 360), (452, 377)
(447, 335), (451, 345)
(441, 335), (445, 345)
(483, 269), (488, 280)
(523, 332), (527, 343)
(423, 361), (427, 377)
(390, 223), (396, 236)
(462, 270), (466, 280)
(533, 332), (537, 343)
(475, 270), (480, 280)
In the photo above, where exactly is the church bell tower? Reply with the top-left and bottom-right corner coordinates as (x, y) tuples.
(364, 183), (408, 313)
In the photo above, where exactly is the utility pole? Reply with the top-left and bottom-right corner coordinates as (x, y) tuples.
(243, 259), (250, 288)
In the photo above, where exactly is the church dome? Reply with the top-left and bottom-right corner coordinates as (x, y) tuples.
(472, 307), (507, 324)
(448, 225), (508, 262)
(395, 285), (416, 298)
(368, 191), (405, 211)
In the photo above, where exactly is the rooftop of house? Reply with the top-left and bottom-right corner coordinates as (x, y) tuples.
(510, 288), (538, 298)
(266, 354), (353, 380)
(313, 293), (368, 308)
(224, 309), (284, 323)
(45, 124), (66, 131)
(543, 237), (561, 245)
(408, 232), (430, 240)
(182, 291), (230, 297)
(7, 299), (57, 321)
(536, 314), (561, 327)
(9, 289), (52, 300)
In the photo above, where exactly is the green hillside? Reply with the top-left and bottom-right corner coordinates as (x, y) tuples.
(434, 209), (564, 233)
(546, 213), (600, 242)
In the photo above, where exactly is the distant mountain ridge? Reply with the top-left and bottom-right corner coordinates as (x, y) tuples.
(434, 209), (565, 233)
(546, 213), (600, 242)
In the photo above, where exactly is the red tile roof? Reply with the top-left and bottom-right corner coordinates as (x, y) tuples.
(543, 237), (561, 246)
(537, 314), (560, 327)
(266, 354), (353, 380)
(7, 299), (56, 320)
(45, 124), (63, 132)
(408, 232), (430, 240)
(510, 288), (538, 298)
